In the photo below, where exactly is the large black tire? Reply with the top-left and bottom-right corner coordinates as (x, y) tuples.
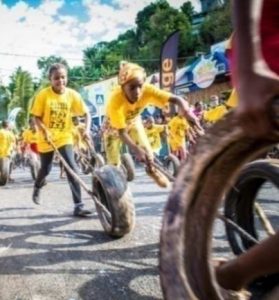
(82, 152), (105, 175)
(93, 165), (135, 237)
(163, 154), (180, 178)
(225, 159), (279, 255)
(121, 153), (135, 182)
(95, 153), (105, 168)
(0, 157), (10, 186)
(160, 106), (279, 300)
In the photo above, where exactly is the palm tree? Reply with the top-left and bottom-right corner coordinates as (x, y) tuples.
(8, 67), (35, 129)
(0, 86), (11, 121)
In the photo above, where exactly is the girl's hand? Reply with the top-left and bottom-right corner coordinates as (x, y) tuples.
(82, 130), (91, 141)
(134, 146), (150, 163)
(184, 109), (204, 133)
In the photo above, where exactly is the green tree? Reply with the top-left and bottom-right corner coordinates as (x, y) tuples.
(0, 86), (11, 121)
(37, 55), (69, 79)
(81, 1), (196, 84)
(67, 66), (87, 90)
(199, 1), (232, 48)
(8, 67), (34, 129)
(137, 0), (194, 71)
(181, 1), (196, 22)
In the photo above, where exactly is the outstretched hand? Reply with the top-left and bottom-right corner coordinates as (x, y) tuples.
(134, 146), (152, 165)
(184, 109), (204, 134)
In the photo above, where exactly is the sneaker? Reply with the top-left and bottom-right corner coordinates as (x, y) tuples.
(73, 206), (93, 217)
(32, 187), (41, 205)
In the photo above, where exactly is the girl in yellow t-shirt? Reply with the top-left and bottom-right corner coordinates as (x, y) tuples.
(30, 63), (92, 217)
(22, 118), (39, 154)
(144, 116), (166, 155)
(0, 120), (15, 159)
(0, 120), (16, 182)
(104, 61), (201, 186)
(167, 109), (190, 161)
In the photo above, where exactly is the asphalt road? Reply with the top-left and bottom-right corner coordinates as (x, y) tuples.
(0, 164), (278, 300)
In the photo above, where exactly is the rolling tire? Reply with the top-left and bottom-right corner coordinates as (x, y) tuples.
(225, 159), (279, 255)
(90, 153), (105, 169)
(95, 153), (105, 168)
(0, 157), (10, 186)
(159, 108), (279, 300)
(82, 153), (105, 175)
(164, 154), (180, 178)
(93, 165), (135, 238)
(121, 153), (135, 182)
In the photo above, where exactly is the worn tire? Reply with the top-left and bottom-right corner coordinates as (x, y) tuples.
(225, 159), (279, 255)
(82, 152), (105, 174)
(93, 165), (135, 237)
(163, 154), (180, 177)
(0, 157), (10, 186)
(95, 153), (105, 168)
(121, 153), (135, 182)
(90, 153), (105, 169)
(160, 106), (279, 300)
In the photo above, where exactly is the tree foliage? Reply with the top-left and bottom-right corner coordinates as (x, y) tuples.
(8, 67), (34, 128)
(199, 1), (232, 48)
(2, 0), (232, 129)
(0, 86), (11, 121)
(37, 55), (69, 79)
(181, 1), (196, 21)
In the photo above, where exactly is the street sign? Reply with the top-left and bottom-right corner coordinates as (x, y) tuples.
(95, 94), (104, 105)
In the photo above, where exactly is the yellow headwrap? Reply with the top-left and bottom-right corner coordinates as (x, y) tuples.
(118, 61), (146, 86)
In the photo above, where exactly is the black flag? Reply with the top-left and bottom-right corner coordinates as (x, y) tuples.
(159, 31), (180, 93)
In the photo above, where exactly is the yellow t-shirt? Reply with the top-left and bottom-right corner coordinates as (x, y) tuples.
(30, 87), (88, 153)
(106, 83), (171, 129)
(203, 105), (228, 123)
(145, 124), (165, 152)
(226, 88), (238, 108)
(0, 129), (15, 158)
(22, 128), (38, 144)
(168, 116), (189, 151)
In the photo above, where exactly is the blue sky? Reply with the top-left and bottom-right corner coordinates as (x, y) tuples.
(0, 0), (201, 84)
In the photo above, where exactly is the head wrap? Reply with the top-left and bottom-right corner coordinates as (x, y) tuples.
(118, 61), (146, 86)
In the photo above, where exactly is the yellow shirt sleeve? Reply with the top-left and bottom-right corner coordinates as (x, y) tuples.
(226, 89), (238, 108)
(106, 90), (126, 129)
(204, 105), (228, 122)
(154, 124), (165, 133)
(143, 84), (171, 108)
(70, 89), (88, 116)
(30, 89), (45, 117)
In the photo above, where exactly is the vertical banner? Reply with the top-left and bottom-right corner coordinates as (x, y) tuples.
(7, 107), (22, 128)
(159, 30), (180, 93)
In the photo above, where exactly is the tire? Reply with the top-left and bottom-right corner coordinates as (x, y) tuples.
(0, 157), (10, 186)
(93, 165), (135, 237)
(121, 153), (135, 182)
(163, 154), (180, 177)
(225, 159), (279, 255)
(159, 108), (279, 300)
(89, 153), (105, 169)
(95, 153), (105, 168)
(82, 152), (105, 174)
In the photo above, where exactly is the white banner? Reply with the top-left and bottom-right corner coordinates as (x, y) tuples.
(7, 107), (22, 127)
